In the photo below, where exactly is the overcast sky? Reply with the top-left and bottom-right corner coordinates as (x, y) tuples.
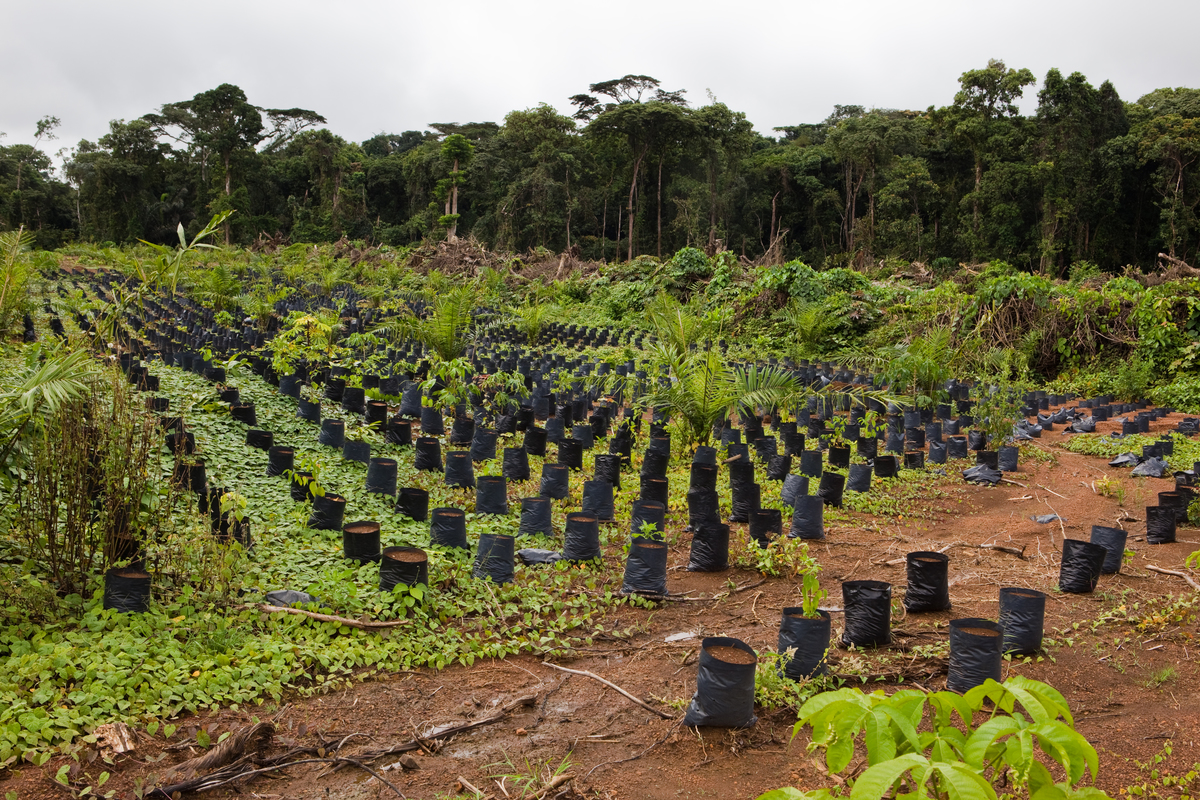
(3, 0), (1198, 165)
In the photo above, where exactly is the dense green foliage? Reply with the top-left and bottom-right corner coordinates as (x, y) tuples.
(759, 677), (1110, 800)
(4, 67), (1200, 273)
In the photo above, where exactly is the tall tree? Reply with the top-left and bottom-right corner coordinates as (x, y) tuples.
(439, 134), (475, 240)
(145, 84), (323, 242)
(941, 60), (1035, 248)
(695, 102), (754, 253)
(825, 111), (918, 258)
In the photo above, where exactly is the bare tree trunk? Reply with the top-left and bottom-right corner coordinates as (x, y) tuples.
(913, 194), (922, 261)
(973, 155), (982, 235)
(708, 159), (718, 252)
(627, 148), (646, 262)
(867, 166), (876, 259)
(656, 157), (663, 259)
(616, 203), (622, 264)
(601, 195), (608, 263)
(449, 158), (460, 241)
(770, 191), (779, 244)
(223, 152), (232, 245)
(565, 164), (571, 251)
(842, 162), (853, 252)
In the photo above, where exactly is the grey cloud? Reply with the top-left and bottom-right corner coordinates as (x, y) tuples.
(2, 0), (1197, 164)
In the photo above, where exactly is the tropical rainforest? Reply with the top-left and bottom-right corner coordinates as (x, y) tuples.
(3, 61), (1199, 275)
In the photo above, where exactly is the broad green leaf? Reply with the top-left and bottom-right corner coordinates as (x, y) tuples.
(757, 790), (832, 800)
(932, 761), (999, 800)
(930, 691), (974, 728)
(1031, 783), (1114, 800)
(851, 754), (930, 800)
(1032, 720), (1098, 785)
(864, 710), (897, 765)
(1003, 683), (1052, 723)
(1028, 759), (1056, 795)
(1011, 676), (1073, 724)
(963, 716), (1023, 768)
(964, 679), (1012, 714)
(878, 705), (923, 754)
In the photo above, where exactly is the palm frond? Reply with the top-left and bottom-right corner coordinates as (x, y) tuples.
(0, 348), (98, 436)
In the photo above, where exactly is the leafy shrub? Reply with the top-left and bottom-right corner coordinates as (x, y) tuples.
(822, 267), (869, 296)
(1101, 276), (1144, 297)
(931, 256), (957, 277)
(707, 252), (737, 293)
(1112, 356), (1154, 401)
(553, 274), (590, 304)
(974, 271), (1054, 308)
(666, 247), (711, 294)
(757, 260), (826, 303)
(1148, 373), (1200, 413)
(760, 676), (1106, 800)
(1068, 260), (1101, 284)
(596, 281), (654, 322)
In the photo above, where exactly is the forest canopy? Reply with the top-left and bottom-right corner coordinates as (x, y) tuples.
(2, 64), (1199, 274)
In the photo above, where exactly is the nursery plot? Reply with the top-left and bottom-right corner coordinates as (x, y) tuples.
(5, 262), (1200, 800)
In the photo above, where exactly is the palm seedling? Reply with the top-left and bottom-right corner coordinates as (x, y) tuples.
(380, 283), (478, 361)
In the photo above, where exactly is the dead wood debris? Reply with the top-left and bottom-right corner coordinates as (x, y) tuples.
(144, 694), (540, 798)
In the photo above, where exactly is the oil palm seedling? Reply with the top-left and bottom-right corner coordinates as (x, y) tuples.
(642, 345), (888, 450)
(380, 283), (478, 361)
(0, 343), (99, 468)
(137, 211), (231, 297)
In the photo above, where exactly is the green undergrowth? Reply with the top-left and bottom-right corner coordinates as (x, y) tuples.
(1062, 431), (1199, 468)
(0, 359), (642, 766)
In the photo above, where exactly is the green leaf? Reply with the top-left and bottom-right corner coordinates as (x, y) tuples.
(1031, 720), (1099, 785)
(963, 716), (1024, 769)
(850, 753), (931, 800)
(864, 710), (897, 765)
(930, 761), (999, 800)
(877, 704), (923, 754)
(1028, 759), (1056, 795)
(929, 691), (974, 728)
(1010, 676), (1073, 725)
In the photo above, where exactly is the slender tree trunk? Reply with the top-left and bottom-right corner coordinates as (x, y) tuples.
(601, 195), (608, 263)
(627, 148), (646, 263)
(616, 203), (622, 264)
(842, 162), (853, 251)
(565, 164), (571, 251)
(223, 152), (233, 244)
(769, 191), (779, 247)
(867, 166), (876, 258)
(656, 157), (663, 259)
(973, 154), (983, 235)
(913, 194), (922, 261)
(449, 158), (460, 241)
(708, 153), (718, 251)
